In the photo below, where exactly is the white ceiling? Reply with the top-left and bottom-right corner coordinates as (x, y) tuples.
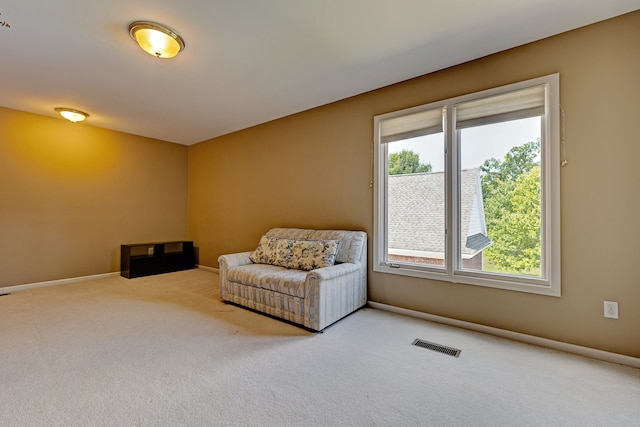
(1, 1), (638, 145)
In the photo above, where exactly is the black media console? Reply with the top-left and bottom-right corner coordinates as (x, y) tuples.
(120, 241), (195, 278)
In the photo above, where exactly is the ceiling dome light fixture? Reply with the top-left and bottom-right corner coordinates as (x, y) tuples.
(128, 20), (185, 59)
(55, 107), (89, 123)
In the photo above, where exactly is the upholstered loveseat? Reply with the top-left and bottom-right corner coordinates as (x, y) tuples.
(218, 228), (367, 331)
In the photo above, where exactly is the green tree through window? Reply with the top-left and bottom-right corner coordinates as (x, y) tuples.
(480, 140), (541, 273)
(388, 149), (432, 175)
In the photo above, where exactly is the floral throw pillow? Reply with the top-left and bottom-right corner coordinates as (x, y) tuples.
(249, 235), (279, 265)
(273, 239), (341, 271)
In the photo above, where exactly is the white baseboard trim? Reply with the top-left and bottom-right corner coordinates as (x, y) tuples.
(1, 272), (121, 294)
(1, 268), (217, 294)
(197, 265), (219, 273)
(368, 301), (640, 369)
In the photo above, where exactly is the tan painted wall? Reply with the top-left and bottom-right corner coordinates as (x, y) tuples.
(0, 107), (188, 287)
(188, 11), (640, 357)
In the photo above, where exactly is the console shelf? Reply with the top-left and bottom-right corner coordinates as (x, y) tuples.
(120, 241), (195, 279)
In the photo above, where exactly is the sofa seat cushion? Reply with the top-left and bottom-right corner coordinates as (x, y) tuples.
(227, 264), (307, 298)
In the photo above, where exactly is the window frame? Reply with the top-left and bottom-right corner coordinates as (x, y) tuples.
(373, 74), (561, 296)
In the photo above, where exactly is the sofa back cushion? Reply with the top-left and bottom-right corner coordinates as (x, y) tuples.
(250, 235), (340, 271)
(264, 228), (366, 264)
(307, 230), (366, 264)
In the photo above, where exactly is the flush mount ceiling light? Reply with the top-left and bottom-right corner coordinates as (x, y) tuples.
(55, 107), (89, 123)
(128, 20), (185, 59)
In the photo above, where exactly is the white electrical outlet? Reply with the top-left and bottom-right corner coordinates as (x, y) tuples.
(604, 301), (619, 319)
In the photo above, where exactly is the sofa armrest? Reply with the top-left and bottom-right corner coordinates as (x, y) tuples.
(218, 251), (253, 301)
(307, 262), (360, 281)
(218, 251), (253, 270)
(304, 262), (366, 330)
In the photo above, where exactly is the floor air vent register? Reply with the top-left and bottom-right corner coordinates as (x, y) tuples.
(412, 339), (461, 358)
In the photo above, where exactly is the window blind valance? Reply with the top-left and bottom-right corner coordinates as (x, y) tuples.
(379, 107), (444, 143)
(455, 85), (546, 130)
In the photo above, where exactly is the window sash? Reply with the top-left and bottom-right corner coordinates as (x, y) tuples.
(373, 74), (560, 297)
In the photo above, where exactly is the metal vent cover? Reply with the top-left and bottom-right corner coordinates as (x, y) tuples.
(412, 339), (461, 358)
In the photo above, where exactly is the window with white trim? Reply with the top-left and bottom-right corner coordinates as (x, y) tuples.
(373, 75), (561, 296)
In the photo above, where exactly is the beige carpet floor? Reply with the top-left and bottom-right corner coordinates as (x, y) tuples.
(1, 269), (639, 426)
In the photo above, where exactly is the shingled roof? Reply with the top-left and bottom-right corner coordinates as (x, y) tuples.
(388, 168), (491, 259)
